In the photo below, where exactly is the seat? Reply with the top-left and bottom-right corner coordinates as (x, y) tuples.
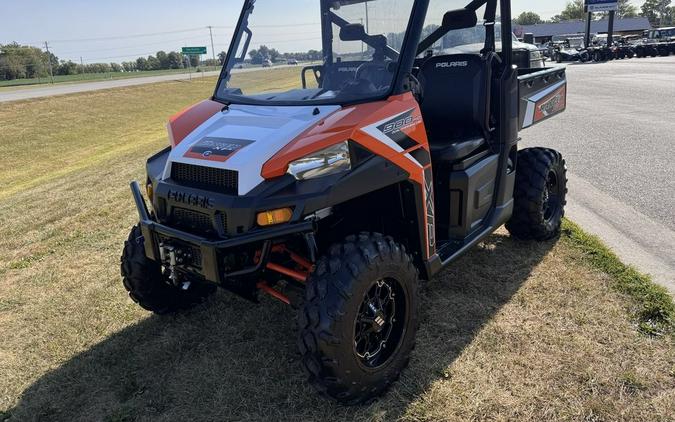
(417, 53), (493, 162)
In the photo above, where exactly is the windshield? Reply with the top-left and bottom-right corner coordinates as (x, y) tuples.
(441, 24), (504, 49)
(568, 38), (584, 48)
(215, 0), (416, 106)
(419, 22), (515, 55)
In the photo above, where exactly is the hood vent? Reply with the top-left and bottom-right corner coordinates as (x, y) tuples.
(171, 163), (238, 195)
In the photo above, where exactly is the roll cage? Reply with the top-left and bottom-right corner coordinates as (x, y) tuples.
(213, 0), (513, 106)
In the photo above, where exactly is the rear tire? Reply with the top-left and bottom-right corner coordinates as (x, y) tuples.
(506, 148), (568, 241)
(298, 233), (419, 404)
(121, 225), (215, 314)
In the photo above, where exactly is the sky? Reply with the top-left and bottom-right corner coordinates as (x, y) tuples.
(0, 0), (647, 64)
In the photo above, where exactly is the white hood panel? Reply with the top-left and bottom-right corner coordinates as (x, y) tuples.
(164, 104), (340, 195)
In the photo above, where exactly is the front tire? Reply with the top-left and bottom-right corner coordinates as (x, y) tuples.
(298, 233), (419, 404)
(506, 148), (568, 241)
(121, 225), (215, 314)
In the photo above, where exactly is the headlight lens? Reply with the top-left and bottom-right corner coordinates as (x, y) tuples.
(287, 142), (351, 181)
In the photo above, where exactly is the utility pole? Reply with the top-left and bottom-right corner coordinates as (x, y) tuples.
(584, 11), (592, 48)
(207, 25), (216, 69)
(185, 44), (192, 81)
(360, 18), (364, 54)
(44, 41), (54, 84)
(364, 1), (369, 33)
(607, 10), (616, 47)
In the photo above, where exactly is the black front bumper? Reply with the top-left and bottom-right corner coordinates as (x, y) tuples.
(131, 181), (315, 283)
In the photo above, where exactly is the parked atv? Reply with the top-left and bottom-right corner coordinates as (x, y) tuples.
(552, 37), (589, 63)
(121, 0), (568, 404)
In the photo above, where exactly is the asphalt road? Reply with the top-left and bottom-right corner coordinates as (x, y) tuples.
(521, 56), (675, 292)
(0, 65), (297, 103)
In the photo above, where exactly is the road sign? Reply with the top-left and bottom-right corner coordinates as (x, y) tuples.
(182, 46), (207, 55)
(585, 0), (618, 12)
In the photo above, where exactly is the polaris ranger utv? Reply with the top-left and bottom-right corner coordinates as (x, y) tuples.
(121, 0), (568, 404)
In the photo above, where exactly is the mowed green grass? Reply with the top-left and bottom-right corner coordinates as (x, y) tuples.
(0, 68), (673, 421)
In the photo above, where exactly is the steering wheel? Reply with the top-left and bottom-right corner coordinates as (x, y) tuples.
(354, 62), (393, 89)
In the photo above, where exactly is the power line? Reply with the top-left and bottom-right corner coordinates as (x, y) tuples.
(56, 34), (211, 56)
(23, 27), (208, 45)
(211, 22), (320, 29)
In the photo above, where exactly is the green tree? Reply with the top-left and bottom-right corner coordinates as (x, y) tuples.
(595, 0), (638, 19)
(167, 51), (183, 69)
(0, 42), (53, 80)
(515, 11), (543, 25)
(218, 50), (227, 64)
(641, 0), (673, 25)
(146, 55), (161, 70)
(156, 51), (170, 69)
(248, 48), (263, 64)
(121, 61), (135, 72)
(56, 60), (78, 75)
(618, 0), (638, 18)
(560, 0), (586, 21)
(135, 57), (148, 71)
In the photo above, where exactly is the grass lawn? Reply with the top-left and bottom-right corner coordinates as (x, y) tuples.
(0, 70), (673, 421)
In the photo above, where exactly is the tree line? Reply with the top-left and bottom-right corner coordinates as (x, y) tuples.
(515, 0), (675, 27)
(0, 45), (212, 81)
(0, 41), (325, 81)
(246, 45), (322, 64)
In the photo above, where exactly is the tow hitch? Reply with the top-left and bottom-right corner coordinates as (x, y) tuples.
(158, 242), (194, 290)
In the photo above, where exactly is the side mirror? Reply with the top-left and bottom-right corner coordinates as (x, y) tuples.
(442, 8), (478, 31)
(340, 24), (367, 41)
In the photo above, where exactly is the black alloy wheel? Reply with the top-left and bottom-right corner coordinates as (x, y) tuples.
(353, 278), (407, 369)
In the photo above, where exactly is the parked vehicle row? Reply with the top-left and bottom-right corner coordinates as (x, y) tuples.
(541, 28), (675, 64)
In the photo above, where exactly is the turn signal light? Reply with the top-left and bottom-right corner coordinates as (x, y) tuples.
(257, 208), (293, 226)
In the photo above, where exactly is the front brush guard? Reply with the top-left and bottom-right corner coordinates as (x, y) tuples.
(130, 181), (315, 284)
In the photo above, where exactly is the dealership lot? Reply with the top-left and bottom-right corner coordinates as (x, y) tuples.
(0, 56), (674, 421)
(521, 55), (675, 291)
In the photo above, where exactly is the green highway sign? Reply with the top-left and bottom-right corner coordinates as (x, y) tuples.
(182, 46), (207, 55)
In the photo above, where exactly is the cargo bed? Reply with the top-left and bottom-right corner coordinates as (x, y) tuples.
(517, 66), (567, 130)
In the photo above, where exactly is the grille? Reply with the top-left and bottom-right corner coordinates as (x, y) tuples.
(217, 212), (228, 234)
(171, 208), (215, 236)
(171, 163), (238, 194)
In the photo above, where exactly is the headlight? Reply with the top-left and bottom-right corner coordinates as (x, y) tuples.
(287, 142), (351, 181)
(531, 50), (542, 60)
